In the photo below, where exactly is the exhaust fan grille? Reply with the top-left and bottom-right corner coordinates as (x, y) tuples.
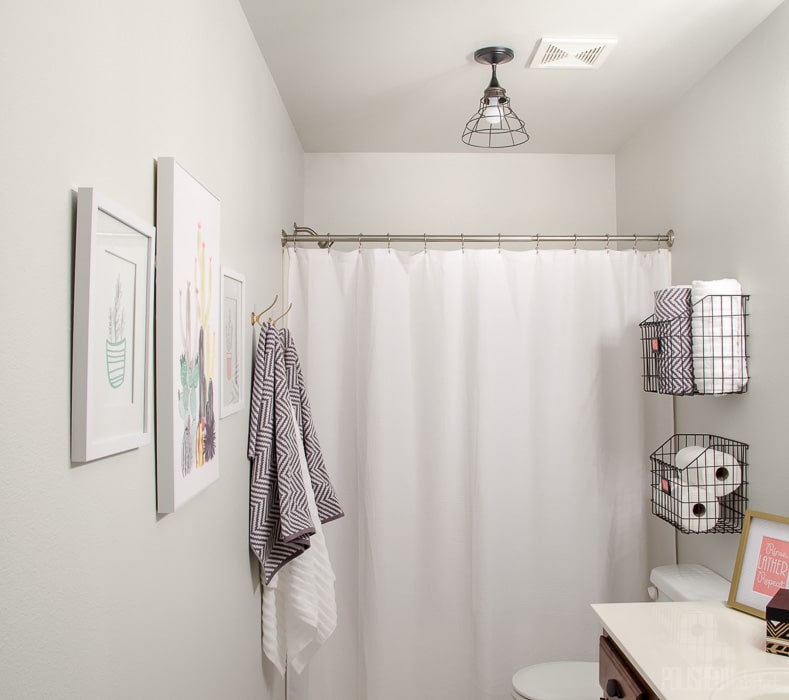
(530, 38), (617, 69)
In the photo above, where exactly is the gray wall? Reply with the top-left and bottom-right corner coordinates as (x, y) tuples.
(0, 1), (302, 698)
(617, 1), (789, 579)
(304, 153), (617, 236)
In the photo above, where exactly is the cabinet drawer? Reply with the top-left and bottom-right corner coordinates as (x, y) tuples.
(599, 634), (653, 700)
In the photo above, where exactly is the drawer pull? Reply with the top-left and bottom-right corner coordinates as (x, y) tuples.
(606, 678), (624, 698)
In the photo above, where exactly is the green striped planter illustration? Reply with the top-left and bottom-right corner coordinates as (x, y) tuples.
(106, 338), (127, 388)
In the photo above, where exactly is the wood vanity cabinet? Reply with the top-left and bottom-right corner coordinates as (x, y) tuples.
(599, 634), (659, 700)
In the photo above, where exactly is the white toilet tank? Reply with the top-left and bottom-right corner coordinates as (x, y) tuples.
(648, 563), (730, 602)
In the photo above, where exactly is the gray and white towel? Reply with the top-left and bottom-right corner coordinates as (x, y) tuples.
(654, 286), (695, 395)
(281, 328), (344, 526)
(248, 322), (316, 584)
(261, 403), (338, 676)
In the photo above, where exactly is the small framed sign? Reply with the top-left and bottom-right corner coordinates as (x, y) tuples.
(728, 510), (789, 618)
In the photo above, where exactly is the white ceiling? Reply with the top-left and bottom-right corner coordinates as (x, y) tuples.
(239, 0), (784, 154)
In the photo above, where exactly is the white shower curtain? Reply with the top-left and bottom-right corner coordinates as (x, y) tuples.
(284, 246), (671, 700)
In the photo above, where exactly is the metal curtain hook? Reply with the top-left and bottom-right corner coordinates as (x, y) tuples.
(606, 234), (610, 254)
(327, 232), (332, 253)
(536, 234), (540, 254)
(633, 235), (638, 254)
(358, 233), (362, 254)
(498, 232), (501, 253)
(424, 232), (427, 254)
(387, 233), (391, 254)
(573, 234), (578, 253)
(461, 233), (465, 254)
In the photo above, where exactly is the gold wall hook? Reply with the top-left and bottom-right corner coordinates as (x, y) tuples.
(251, 295), (278, 326)
(269, 302), (293, 326)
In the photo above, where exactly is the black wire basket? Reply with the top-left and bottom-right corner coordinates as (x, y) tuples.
(640, 294), (749, 396)
(650, 434), (749, 534)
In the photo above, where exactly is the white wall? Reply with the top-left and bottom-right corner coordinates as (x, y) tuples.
(617, 1), (789, 578)
(304, 153), (616, 237)
(0, 1), (301, 698)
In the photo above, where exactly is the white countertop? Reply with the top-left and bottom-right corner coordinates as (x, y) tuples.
(592, 601), (789, 699)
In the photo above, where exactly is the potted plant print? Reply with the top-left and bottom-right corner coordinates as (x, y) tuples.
(106, 276), (126, 388)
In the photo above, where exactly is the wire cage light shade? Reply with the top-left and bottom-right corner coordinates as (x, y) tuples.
(462, 46), (529, 149)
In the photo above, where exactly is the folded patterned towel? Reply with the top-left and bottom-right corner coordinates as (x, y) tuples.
(654, 286), (694, 395)
(690, 279), (748, 394)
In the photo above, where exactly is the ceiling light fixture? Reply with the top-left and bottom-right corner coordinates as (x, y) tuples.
(462, 47), (529, 149)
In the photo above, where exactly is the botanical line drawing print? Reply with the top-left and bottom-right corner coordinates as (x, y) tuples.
(106, 275), (127, 388)
(225, 311), (234, 381)
(229, 357), (240, 404)
(223, 296), (241, 406)
(177, 224), (217, 477)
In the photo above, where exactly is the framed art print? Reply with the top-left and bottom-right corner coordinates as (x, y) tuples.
(155, 158), (221, 513)
(728, 510), (789, 618)
(71, 188), (155, 462)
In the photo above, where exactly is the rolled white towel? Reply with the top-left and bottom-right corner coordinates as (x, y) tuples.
(690, 279), (748, 394)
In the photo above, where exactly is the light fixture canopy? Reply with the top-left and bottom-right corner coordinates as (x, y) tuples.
(462, 46), (529, 149)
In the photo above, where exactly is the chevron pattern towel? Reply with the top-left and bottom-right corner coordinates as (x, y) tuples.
(249, 322), (317, 584)
(281, 328), (344, 526)
(654, 286), (695, 395)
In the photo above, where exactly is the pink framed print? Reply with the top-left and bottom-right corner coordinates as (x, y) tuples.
(728, 510), (789, 618)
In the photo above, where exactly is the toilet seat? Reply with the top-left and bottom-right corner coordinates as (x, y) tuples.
(511, 661), (599, 700)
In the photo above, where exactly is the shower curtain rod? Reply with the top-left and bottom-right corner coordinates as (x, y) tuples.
(281, 225), (675, 249)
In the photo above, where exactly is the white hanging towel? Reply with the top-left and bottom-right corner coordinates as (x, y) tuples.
(261, 404), (338, 676)
(690, 279), (748, 394)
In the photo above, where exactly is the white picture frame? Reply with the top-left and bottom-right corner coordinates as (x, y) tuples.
(71, 188), (155, 462)
(156, 158), (221, 513)
(220, 267), (245, 418)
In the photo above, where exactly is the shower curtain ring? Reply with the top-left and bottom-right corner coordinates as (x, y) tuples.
(358, 234), (362, 254)
(573, 234), (577, 253)
(424, 232), (427, 254)
(536, 234), (540, 254)
(461, 233), (465, 254)
(633, 235), (638, 254)
(387, 233), (391, 254)
(498, 232), (501, 254)
(606, 234), (610, 254)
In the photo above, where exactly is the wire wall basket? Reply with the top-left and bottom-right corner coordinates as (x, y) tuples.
(650, 434), (749, 534)
(640, 294), (749, 396)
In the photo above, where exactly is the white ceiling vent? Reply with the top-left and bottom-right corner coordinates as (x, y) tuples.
(529, 38), (617, 70)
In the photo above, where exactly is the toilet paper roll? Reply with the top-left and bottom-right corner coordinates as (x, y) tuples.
(666, 478), (720, 533)
(675, 445), (706, 471)
(676, 445), (742, 498)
